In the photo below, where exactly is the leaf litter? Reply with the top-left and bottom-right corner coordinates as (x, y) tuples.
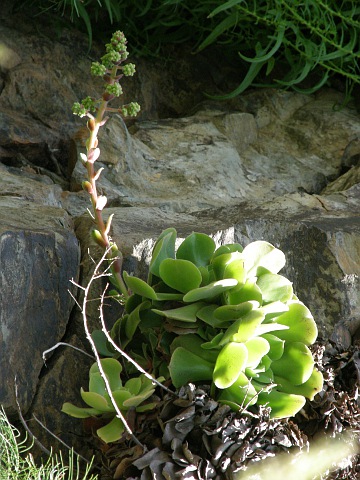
(99, 339), (360, 480)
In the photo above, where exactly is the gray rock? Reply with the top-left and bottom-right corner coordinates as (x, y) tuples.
(0, 173), (80, 416)
(70, 90), (360, 213)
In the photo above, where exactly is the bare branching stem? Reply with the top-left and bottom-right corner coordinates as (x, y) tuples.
(81, 249), (144, 450)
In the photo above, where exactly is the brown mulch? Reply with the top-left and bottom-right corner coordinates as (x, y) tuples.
(97, 340), (360, 480)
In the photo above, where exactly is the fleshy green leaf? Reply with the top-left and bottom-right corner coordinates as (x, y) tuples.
(220, 309), (265, 345)
(124, 377), (142, 395)
(170, 334), (219, 363)
(149, 228), (176, 277)
(275, 368), (323, 401)
(213, 342), (248, 389)
(226, 278), (262, 305)
(214, 301), (259, 321)
(211, 252), (246, 285)
(218, 371), (258, 407)
(159, 258), (202, 293)
(91, 329), (115, 357)
(110, 389), (133, 409)
(123, 272), (157, 300)
(61, 403), (102, 418)
(197, 304), (231, 328)
(261, 334), (285, 361)
(152, 302), (206, 323)
(257, 389), (306, 419)
(169, 347), (214, 388)
(261, 301), (289, 321)
(97, 416), (125, 443)
(80, 390), (112, 412)
(183, 278), (238, 302)
(254, 322), (289, 336)
(242, 241), (286, 276)
(256, 273), (293, 304)
(244, 337), (270, 368)
(123, 387), (155, 408)
(271, 342), (315, 385)
(212, 243), (243, 260)
(176, 232), (216, 267)
(272, 301), (318, 345)
(89, 358), (122, 393)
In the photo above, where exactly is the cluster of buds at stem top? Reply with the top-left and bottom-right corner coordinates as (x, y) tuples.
(72, 30), (140, 119)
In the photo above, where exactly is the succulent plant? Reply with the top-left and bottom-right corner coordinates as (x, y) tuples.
(62, 358), (160, 443)
(114, 228), (323, 419)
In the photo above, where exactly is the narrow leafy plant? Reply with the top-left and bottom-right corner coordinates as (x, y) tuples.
(0, 407), (97, 480)
(28, 0), (360, 98)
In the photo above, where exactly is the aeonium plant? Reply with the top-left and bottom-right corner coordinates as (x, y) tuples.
(63, 31), (323, 445)
(111, 228), (323, 420)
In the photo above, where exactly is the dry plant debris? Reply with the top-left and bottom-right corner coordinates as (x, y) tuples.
(96, 339), (359, 480)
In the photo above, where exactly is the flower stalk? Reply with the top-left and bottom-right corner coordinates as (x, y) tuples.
(73, 31), (140, 299)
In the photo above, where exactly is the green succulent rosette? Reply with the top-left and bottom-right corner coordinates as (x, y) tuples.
(116, 229), (323, 419)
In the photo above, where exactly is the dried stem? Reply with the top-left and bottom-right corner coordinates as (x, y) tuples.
(80, 248), (144, 449)
(99, 284), (177, 396)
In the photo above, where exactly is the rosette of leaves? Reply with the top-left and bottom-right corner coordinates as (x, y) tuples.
(112, 228), (323, 420)
(62, 358), (159, 443)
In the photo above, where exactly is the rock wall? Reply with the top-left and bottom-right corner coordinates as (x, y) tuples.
(0, 1), (359, 455)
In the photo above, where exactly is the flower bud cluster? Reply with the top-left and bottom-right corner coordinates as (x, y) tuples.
(105, 83), (123, 97)
(72, 96), (96, 117)
(122, 63), (136, 76)
(91, 62), (107, 76)
(119, 102), (141, 117)
(101, 50), (122, 68)
(72, 31), (140, 120)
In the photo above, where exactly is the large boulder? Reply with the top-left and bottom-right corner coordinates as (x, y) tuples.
(0, 170), (80, 416)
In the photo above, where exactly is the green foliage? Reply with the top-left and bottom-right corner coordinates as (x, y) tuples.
(30, 0), (360, 98)
(104, 229), (323, 422)
(62, 358), (161, 443)
(63, 31), (323, 445)
(0, 407), (97, 479)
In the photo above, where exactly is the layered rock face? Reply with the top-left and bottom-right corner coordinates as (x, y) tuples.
(0, 2), (359, 454)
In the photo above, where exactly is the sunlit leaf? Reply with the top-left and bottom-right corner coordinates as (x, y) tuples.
(97, 416), (125, 443)
(271, 342), (314, 385)
(218, 371), (258, 407)
(213, 342), (248, 389)
(242, 241), (286, 276)
(275, 368), (323, 401)
(183, 278), (238, 302)
(244, 337), (270, 368)
(176, 232), (215, 267)
(257, 390), (306, 419)
(159, 258), (202, 293)
(257, 273), (293, 304)
(261, 334), (285, 361)
(226, 277), (262, 305)
(149, 228), (176, 277)
(272, 301), (318, 345)
(220, 309), (265, 345)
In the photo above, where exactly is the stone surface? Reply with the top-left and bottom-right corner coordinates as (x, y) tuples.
(0, 0), (359, 458)
(0, 222), (80, 416)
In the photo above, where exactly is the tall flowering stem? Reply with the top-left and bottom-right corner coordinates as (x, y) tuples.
(73, 31), (140, 300)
